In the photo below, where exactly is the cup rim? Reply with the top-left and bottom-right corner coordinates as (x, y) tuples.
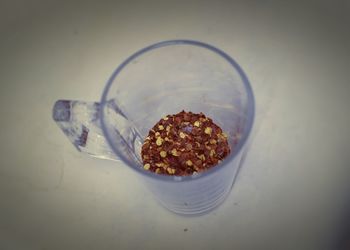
(100, 39), (255, 182)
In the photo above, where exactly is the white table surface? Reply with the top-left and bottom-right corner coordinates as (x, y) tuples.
(1, 1), (349, 249)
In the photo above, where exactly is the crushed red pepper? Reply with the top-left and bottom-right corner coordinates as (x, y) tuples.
(141, 111), (231, 176)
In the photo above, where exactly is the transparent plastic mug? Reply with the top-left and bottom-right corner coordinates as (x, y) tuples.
(53, 40), (254, 215)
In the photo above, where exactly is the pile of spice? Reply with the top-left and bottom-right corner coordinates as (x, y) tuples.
(141, 111), (231, 176)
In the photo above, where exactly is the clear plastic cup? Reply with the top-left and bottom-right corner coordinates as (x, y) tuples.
(53, 40), (255, 215)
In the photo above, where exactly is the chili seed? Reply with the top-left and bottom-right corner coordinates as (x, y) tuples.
(186, 160), (193, 166)
(156, 137), (163, 146)
(179, 132), (186, 139)
(160, 151), (167, 158)
(204, 127), (212, 135)
(171, 148), (179, 156)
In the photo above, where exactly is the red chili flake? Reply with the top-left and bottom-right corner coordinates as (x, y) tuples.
(141, 111), (232, 176)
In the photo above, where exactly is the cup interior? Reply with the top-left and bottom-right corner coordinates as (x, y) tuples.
(100, 40), (254, 180)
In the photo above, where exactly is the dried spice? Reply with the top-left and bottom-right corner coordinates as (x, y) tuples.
(141, 111), (231, 176)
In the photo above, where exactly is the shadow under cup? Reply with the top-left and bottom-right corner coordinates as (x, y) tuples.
(101, 40), (255, 215)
